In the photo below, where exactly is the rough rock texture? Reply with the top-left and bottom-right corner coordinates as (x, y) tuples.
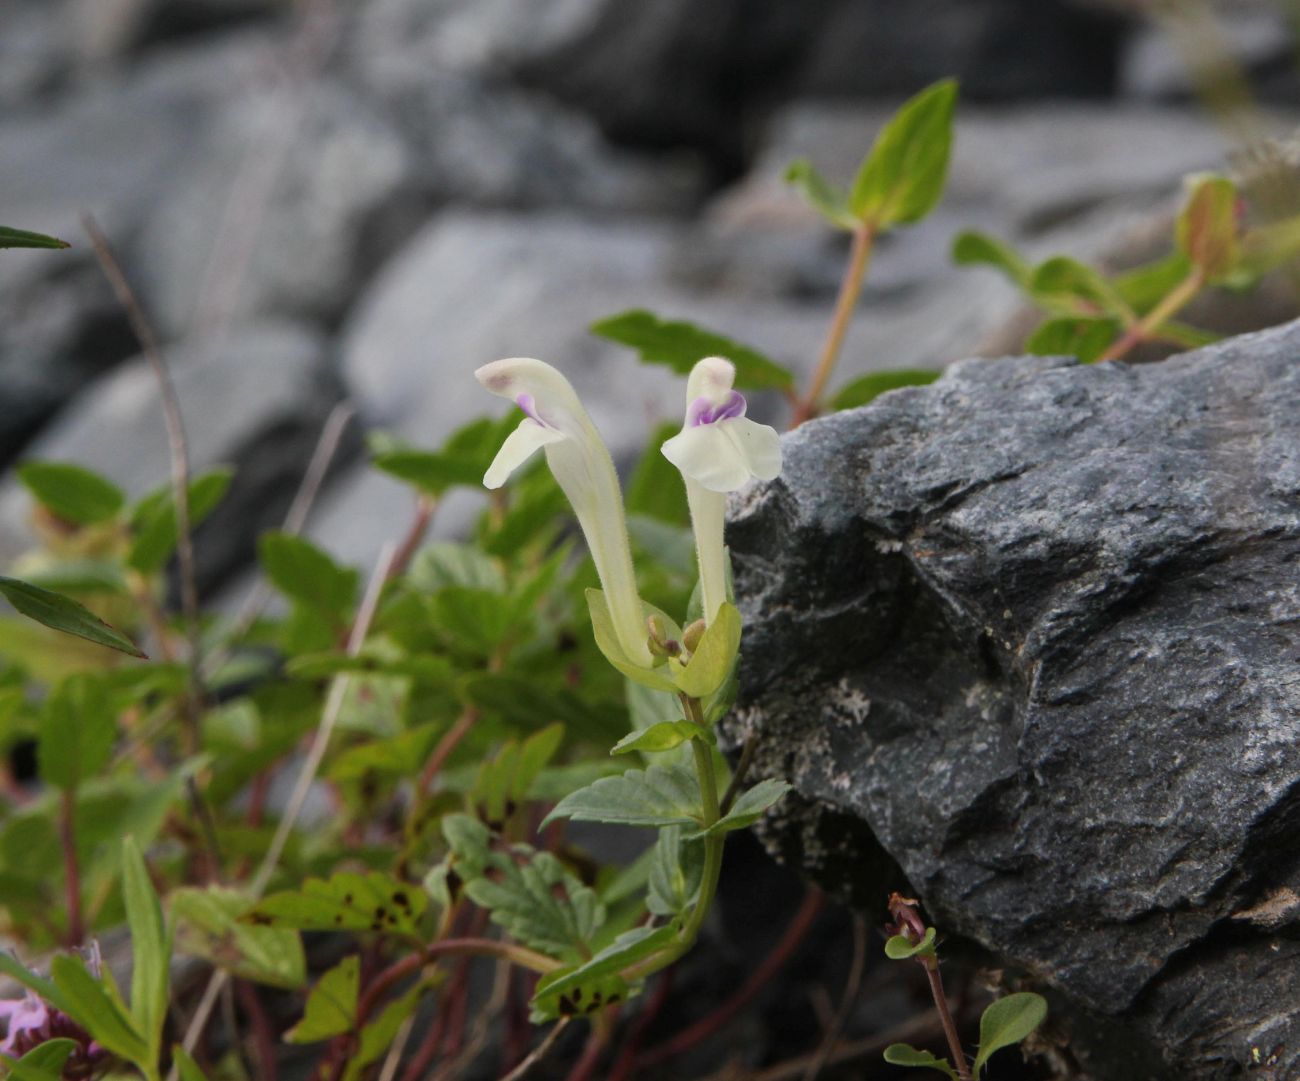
(724, 322), (1300, 1080)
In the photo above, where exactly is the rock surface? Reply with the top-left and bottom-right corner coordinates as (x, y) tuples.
(724, 322), (1300, 1079)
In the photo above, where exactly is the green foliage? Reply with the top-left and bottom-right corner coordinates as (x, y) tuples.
(259, 532), (358, 625)
(883, 1043), (959, 1079)
(590, 310), (795, 393)
(0, 226), (70, 250)
(127, 468), (232, 573)
(831, 369), (940, 410)
(17, 462), (125, 525)
(122, 837), (169, 1066)
(38, 675), (116, 790)
(247, 871), (428, 940)
(171, 886), (306, 989)
(531, 923), (678, 1020)
(1177, 173), (1239, 282)
(784, 159), (858, 230)
(850, 80), (957, 229)
(464, 847), (604, 957)
(0, 575), (144, 657)
(884, 926), (937, 960)
(973, 992), (1048, 1074)
(544, 763), (703, 830)
(1023, 316), (1121, 364)
(284, 956), (359, 1043)
(610, 720), (711, 756)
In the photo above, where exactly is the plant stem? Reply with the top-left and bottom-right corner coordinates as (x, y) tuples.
(1098, 269), (1206, 363)
(921, 955), (971, 1081)
(793, 222), (877, 426)
(59, 788), (83, 947)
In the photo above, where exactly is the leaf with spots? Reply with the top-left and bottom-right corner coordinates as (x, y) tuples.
(172, 886), (306, 989)
(530, 923), (679, 1021)
(244, 871), (427, 941)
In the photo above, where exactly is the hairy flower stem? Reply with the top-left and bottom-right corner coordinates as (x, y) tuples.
(922, 956), (971, 1081)
(793, 221), (877, 426)
(1099, 269), (1206, 363)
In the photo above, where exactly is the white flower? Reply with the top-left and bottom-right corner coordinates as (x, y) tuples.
(661, 357), (782, 624)
(476, 357), (652, 666)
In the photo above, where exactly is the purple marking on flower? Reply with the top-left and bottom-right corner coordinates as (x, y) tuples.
(687, 390), (746, 428)
(516, 393), (544, 425)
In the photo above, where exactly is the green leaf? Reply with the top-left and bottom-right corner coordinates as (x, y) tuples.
(1155, 321), (1220, 349)
(784, 158), (856, 229)
(1025, 316), (1120, 364)
(1177, 173), (1239, 281)
(127, 468), (232, 574)
(284, 956), (359, 1044)
(611, 720), (712, 756)
(0, 575), (145, 657)
(258, 532), (357, 622)
(16, 462), (125, 525)
(343, 988), (419, 1081)
(171, 886), (307, 989)
(121, 837), (168, 1061)
(590, 310), (795, 393)
(676, 602), (741, 699)
(370, 449), (484, 496)
(49, 954), (149, 1063)
(831, 369), (940, 411)
(3, 1049), (67, 1081)
(172, 1047), (211, 1081)
(951, 231), (1032, 288)
(972, 992), (1048, 1074)
(0, 225), (71, 250)
(585, 589), (678, 693)
(472, 724), (565, 824)
(543, 763), (702, 830)
(1113, 252), (1193, 313)
(531, 923), (677, 1016)
(694, 778), (791, 839)
(1029, 257), (1130, 319)
(850, 79), (958, 229)
(625, 423), (690, 526)
(883, 1043), (959, 1079)
(464, 848), (604, 958)
(884, 926), (937, 960)
(1237, 211), (1300, 283)
(408, 542), (505, 593)
(647, 825), (704, 917)
(246, 871), (428, 940)
(38, 675), (117, 790)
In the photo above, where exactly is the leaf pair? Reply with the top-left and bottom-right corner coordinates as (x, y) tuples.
(884, 992), (1047, 1079)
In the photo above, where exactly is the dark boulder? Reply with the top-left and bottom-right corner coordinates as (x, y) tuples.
(724, 323), (1300, 1079)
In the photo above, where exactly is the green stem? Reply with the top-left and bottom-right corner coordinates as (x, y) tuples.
(792, 221), (877, 426)
(1098, 269), (1206, 363)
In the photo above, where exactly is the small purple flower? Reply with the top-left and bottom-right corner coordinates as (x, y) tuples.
(0, 947), (109, 1079)
(685, 390), (747, 428)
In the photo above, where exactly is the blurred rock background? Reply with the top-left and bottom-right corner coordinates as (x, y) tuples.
(1, 0), (1298, 593)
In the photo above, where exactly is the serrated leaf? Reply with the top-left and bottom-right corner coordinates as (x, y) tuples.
(647, 825), (704, 917)
(0, 575), (144, 657)
(951, 230), (1032, 287)
(328, 725), (444, 785)
(1025, 316), (1120, 364)
(543, 763), (702, 830)
(473, 724), (565, 824)
(38, 675), (116, 790)
(258, 532), (357, 622)
(883, 1043), (959, 1078)
(17, 462), (125, 525)
(693, 778), (791, 839)
(49, 954), (148, 1063)
(972, 992), (1047, 1074)
(884, 926), (937, 960)
(1177, 173), (1239, 281)
(172, 886), (306, 989)
(1029, 257), (1130, 319)
(784, 158), (857, 229)
(0, 226), (70, 250)
(850, 79), (957, 229)
(285, 956), (359, 1043)
(590, 310), (795, 393)
(676, 602), (740, 699)
(531, 923), (677, 1016)
(121, 837), (168, 1060)
(127, 468), (232, 574)
(611, 720), (711, 756)
(464, 848), (604, 958)
(831, 369), (940, 411)
(246, 871), (427, 940)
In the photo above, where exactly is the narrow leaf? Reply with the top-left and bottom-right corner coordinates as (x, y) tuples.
(972, 992), (1048, 1073)
(121, 837), (168, 1060)
(784, 158), (856, 229)
(951, 231), (1032, 287)
(590, 310), (795, 393)
(173, 1047), (211, 1081)
(693, 778), (791, 838)
(883, 1043), (959, 1079)
(0, 226), (70, 250)
(850, 79), (958, 228)
(17, 462), (125, 525)
(0, 576), (144, 657)
(49, 955), (149, 1063)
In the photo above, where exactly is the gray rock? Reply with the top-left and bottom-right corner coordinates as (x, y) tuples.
(723, 322), (1300, 1079)
(0, 321), (347, 592)
(0, 1), (70, 109)
(66, 0), (284, 63)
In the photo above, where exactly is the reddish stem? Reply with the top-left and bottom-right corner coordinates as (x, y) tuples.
(563, 1015), (615, 1081)
(236, 980), (279, 1081)
(606, 967), (674, 1081)
(417, 707), (480, 797)
(59, 788), (84, 947)
(638, 888), (824, 1069)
